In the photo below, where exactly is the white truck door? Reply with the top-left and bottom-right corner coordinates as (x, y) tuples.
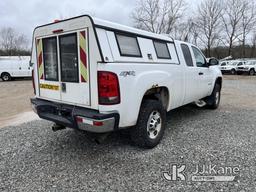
(180, 43), (201, 104)
(58, 30), (90, 106)
(191, 46), (213, 98)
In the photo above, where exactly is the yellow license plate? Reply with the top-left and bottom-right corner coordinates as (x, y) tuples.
(40, 84), (59, 91)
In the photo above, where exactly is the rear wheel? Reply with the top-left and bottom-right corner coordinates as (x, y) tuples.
(249, 69), (255, 76)
(130, 100), (166, 148)
(1, 73), (11, 81)
(206, 84), (221, 109)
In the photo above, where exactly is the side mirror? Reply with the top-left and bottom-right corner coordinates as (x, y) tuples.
(208, 58), (219, 66)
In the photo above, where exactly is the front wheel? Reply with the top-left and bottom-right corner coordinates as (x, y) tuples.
(130, 100), (166, 148)
(1, 73), (11, 81)
(249, 69), (255, 76)
(206, 84), (221, 109)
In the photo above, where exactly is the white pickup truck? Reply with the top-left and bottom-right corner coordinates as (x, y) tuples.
(236, 60), (256, 76)
(31, 15), (222, 148)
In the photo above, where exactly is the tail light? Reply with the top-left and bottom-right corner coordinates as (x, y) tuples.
(32, 69), (35, 94)
(98, 71), (120, 105)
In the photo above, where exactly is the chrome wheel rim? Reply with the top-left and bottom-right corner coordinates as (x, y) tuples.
(3, 75), (9, 81)
(147, 111), (162, 139)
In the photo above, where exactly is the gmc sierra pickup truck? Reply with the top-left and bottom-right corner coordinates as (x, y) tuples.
(30, 15), (222, 148)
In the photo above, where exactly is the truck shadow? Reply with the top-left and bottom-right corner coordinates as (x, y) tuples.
(53, 104), (213, 152)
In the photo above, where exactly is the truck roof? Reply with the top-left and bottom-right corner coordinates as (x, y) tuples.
(35, 15), (174, 43)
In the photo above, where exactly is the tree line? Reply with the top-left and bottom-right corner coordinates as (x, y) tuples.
(131, 0), (256, 59)
(0, 27), (30, 56)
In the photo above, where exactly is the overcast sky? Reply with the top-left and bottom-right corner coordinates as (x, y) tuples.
(0, 0), (198, 42)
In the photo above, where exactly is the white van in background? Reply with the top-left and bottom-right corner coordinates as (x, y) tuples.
(0, 56), (32, 81)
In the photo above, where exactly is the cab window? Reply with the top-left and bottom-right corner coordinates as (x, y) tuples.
(192, 47), (207, 67)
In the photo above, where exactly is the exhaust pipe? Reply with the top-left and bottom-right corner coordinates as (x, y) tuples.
(94, 133), (110, 144)
(52, 124), (66, 132)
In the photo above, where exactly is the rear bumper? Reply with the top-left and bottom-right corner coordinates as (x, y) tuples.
(31, 98), (119, 133)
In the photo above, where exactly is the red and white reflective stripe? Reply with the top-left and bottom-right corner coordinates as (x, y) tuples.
(37, 39), (44, 80)
(79, 31), (88, 83)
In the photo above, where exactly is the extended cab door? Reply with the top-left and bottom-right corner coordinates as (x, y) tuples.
(191, 46), (214, 98)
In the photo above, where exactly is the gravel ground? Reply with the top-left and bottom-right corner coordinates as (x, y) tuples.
(0, 76), (256, 191)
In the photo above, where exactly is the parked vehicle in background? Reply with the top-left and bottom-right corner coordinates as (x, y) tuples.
(236, 60), (256, 76)
(220, 60), (246, 75)
(0, 56), (32, 81)
(30, 15), (222, 148)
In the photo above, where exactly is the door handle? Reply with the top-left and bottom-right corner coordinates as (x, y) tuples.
(199, 72), (204, 75)
(61, 83), (66, 93)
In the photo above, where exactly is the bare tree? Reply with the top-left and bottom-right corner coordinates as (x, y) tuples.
(131, 0), (186, 34)
(251, 32), (256, 58)
(221, 0), (244, 56)
(239, 0), (256, 57)
(0, 27), (28, 55)
(0, 27), (16, 54)
(194, 0), (223, 57)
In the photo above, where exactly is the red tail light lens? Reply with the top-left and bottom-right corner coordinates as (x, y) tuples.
(98, 71), (120, 105)
(32, 69), (35, 94)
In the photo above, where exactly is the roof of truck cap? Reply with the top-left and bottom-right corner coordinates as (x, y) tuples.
(92, 17), (174, 42)
(34, 15), (174, 43)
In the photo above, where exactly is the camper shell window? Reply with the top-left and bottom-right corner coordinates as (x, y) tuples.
(115, 33), (142, 57)
(59, 33), (79, 83)
(153, 41), (171, 59)
(42, 37), (58, 81)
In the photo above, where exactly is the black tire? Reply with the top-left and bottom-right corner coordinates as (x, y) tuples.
(249, 69), (255, 76)
(130, 99), (166, 149)
(230, 69), (236, 75)
(1, 73), (11, 81)
(206, 84), (221, 109)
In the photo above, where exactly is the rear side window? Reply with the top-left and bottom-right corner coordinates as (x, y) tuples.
(59, 33), (79, 83)
(42, 37), (58, 81)
(116, 34), (142, 57)
(180, 44), (193, 67)
(153, 41), (171, 59)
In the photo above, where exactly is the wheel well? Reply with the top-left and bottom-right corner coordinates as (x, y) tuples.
(142, 87), (169, 110)
(215, 77), (222, 90)
(1, 72), (11, 77)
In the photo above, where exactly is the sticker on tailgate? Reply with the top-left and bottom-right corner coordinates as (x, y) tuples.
(40, 84), (59, 91)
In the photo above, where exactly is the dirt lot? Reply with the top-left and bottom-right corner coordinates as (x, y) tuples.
(0, 79), (35, 127)
(0, 75), (256, 191)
